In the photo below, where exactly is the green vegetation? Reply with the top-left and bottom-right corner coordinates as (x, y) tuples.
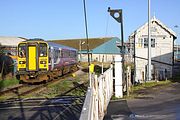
(111, 80), (172, 100)
(32, 74), (89, 98)
(132, 80), (172, 91)
(172, 76), (180, 82)
(127, 80), (172, 99)
(0, 78), (19, 90)
(46, 80), (74, 97)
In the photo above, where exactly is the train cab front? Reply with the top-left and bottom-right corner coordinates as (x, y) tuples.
(16, 41), (49, 83)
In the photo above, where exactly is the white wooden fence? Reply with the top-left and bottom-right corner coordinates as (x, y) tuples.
(80, 65), (114, 120)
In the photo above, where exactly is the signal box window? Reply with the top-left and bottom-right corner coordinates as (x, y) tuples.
(18, 43), (26, 58)
(39, 43), (47, 57)
(143, 38), (156, 48)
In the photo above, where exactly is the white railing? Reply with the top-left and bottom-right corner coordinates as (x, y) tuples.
(80, 65), (114, 120)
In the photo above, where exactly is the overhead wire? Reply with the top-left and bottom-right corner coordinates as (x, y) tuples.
(105, 13), (110, 37)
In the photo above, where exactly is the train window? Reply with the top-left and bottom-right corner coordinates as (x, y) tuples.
(58, 50), (61, 57)
(61, 49), (72, 58)
(18, 43), (26, 58)
(70, 51), (76, 58)
(61, 49), (66, 58)
(54, 49), (59, 63)
(39, 43), (47, 57)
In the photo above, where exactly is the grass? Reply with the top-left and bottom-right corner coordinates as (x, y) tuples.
(172, 75), (180, 82)
(132, 80), (172, 91)
(31, 73), (89, 98)
(0, 78), (19, 90)
(111, 80), (172, 100)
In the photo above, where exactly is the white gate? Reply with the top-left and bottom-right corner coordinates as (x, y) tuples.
(80, 65), (113, 120)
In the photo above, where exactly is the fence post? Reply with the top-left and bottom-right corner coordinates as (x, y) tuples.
(126, 66), (131, 96)
(115, 55), (123, 98)
(94, 75), (98, 120)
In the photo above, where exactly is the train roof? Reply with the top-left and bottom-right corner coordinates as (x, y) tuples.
(47, 42), (77, 51)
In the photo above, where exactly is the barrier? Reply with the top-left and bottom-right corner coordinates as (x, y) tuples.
(80, 65), (113, 120)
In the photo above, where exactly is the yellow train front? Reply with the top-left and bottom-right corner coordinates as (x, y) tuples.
(16, 39), (49, 83)
(16, 39), (78, 83)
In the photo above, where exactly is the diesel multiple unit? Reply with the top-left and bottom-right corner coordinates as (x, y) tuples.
(16, 39), (78, 83)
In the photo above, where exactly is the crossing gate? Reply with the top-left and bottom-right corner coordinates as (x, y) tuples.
(80, 65), (114, 120)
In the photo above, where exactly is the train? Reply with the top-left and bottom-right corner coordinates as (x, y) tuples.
(16, 38), (78, 83)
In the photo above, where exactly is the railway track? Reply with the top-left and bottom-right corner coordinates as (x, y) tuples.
(0, 84), (24, 96)
(0, 96), (85, 120)
(0, 70), (88, 120)
(0, 84), (46, 100)
(0, 70), (88, 101)
(0, 80), (62, 100)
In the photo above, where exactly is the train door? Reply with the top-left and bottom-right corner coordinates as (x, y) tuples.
(50, 47), (54, 70)
(27, 43), (38, 71)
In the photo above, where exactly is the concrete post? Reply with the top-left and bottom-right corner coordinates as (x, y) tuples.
(115, 55), (123, 98)
(127, 66), (131, 96)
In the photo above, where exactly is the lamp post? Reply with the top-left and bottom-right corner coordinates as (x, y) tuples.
(108, 7), (126, 95)
(79, 40), (85, 62)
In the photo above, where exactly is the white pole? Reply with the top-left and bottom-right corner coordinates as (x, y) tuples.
(174, 25), (179, 60)
(148, 0), (151, 81)
(79, 40), (81, 61)
(115, 55), (123, 98)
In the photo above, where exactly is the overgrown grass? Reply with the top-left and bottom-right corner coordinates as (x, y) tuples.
(0, 78), (19, 90)
(111, 80), (172, 100)
(32, 74), (89, 98)
(132, 80), (172, 91)
(172, 75), (180, 82)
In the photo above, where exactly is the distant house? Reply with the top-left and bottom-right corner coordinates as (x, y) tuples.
(48, 37), (128, 62)
(174, 44), (180, 61)
(0, 36), (26, 74)
(128, 16), (177, 81)
(0, 36), (26, 56)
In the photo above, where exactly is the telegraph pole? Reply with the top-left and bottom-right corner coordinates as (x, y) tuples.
(133, 31), (137, 85)
(83, 0), (90, 65)
(148, 0), (151, 81)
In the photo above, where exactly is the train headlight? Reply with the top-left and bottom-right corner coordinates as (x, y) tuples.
(19, 61), (26, 64)
(40, 61), (47, 64)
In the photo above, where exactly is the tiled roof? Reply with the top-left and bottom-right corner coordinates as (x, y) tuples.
(48, 37), (114, 50)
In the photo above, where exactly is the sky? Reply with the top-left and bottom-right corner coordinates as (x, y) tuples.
(0, 0), (179, 43)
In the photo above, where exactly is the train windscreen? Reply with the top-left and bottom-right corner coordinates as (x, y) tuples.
(39, 43), (47, 57)
(18, 43), (26, 58)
